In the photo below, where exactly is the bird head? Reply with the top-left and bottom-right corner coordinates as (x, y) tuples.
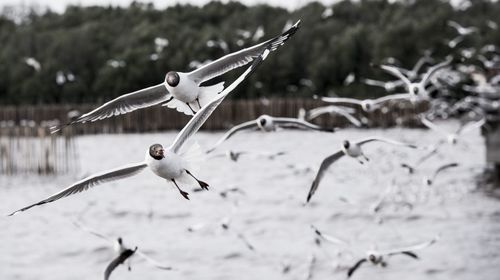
(342, 140), (350, 149)
(149, 144), (165, 160)
(165, 71), (180, 87)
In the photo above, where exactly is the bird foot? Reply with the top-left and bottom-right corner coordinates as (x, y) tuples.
(198, 180), (209, 190)
(179, 190), (190, 200)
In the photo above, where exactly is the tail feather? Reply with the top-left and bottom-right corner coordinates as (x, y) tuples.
(163, 98), (194, 116)
(198, 82), (225, 108)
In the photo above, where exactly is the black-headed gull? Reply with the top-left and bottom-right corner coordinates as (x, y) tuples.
(206, 115), (333, 153)
(375, 57), (453, 101)
(419, 115), (485, 145)
(8, 45), (275, 216)
(306, 138), (418, 203)
(72, 222), (172, 280)
(312, 226), (438, 278)
(50, 20), (301, 133)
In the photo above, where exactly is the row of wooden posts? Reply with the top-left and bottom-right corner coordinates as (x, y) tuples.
(0, 98), (429, 175)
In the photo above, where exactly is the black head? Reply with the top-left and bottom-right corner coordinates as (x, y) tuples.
(165, 71), (180, 87)
(117, 237), (123, 245)
(343, 140), (350, 149)
(149, 144), (165, 160)
(412, 86), (419, 95)
(368, 254), (376, 262)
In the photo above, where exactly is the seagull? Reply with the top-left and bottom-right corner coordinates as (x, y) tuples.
(72, 221), (172, 280)
(24, 57), (41, 72)
(447, 21), (477, 49)
(315, 93), (413, 112)
(49, 20), (301, 133)
(394, 54), (436, 81)
(8, 45), (273, 216)
(312, 226), (438, 278)
(346, 236), (438, 278)
(306, 137), (418, 203)
(375, 57), (453, 101)
(419, 115), (485, 145)
(448, 20), (478, 36)
(423, 162), (459, 186)
(305, 105), (362, 127)
(206, 115), (334, 153)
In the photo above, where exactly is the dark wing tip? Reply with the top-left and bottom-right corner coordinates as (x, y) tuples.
(401, 251), (419, 259)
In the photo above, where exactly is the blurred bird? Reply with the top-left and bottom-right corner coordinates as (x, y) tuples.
(375, 57), (453, 101)
(306, 137), (419, 203)
(419, 115), (485, 145)
(206, 114), (334, 154)
(305, 105), (362, 127)
(72, 221), (172, 280)
(24, 57), (41, 72)
(50, 20), (301, 132)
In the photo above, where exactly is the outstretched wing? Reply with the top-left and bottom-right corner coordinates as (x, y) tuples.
(8, 162), (147, 216)
(419, 116), (450, 136)
(457, 117), (486, 135)
(420, 57), (453, 85)
(188, 20), (301, 84)
(347, 259), (367, 278)
(376, 64), (412, 87)
(311, 225), (350, 246)
(315, 96), (364, 106)
(356, 137), (419, 149)
(430, 162), (459, 183)
(378, 235), (440, 255)
(205, 120), (258, 153)
(273, 117), (334, 132)
(136, 250), (173, 270)
(104, 248), (137, 280)
(169, 40), (283, 153)
(51, 84), (170, 133)
(306, 150), (345, 203)
(73, 221), (113, 243)
(373, 93), (412, 105)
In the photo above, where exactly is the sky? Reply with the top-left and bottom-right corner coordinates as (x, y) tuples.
(0, 0), (471, 13)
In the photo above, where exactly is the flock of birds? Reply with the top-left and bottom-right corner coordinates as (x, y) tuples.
(9, 16), (500, 279)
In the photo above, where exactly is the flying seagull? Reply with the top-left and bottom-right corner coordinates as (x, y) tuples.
(8, 44), (276, 216)
(72, 221), (172, 280)
(50, 20), (301, 133)
(420, 115), (485, 145)
(374, 57), (453, 101)
(312, 226), (438, 278)
(346, 236), (439, 278)
(206, 115), (333, 153)
(306, 138), (418, 203)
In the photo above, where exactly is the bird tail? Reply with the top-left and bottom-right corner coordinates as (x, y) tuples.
(198, 82), (225, 108)
(163, 98), (194, 116)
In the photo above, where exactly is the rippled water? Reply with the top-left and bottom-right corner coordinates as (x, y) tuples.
(1, 124), (499, 280)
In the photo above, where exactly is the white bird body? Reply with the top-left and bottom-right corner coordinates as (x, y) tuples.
(257, 115), (276, 131)
(146, 149), (184, 180)
(342, 142), (363, 158)
(165, 72), (200, 104)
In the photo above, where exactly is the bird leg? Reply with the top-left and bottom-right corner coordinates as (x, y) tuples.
(362, 153), (370, 162)
(171, 179), (189, 200)
(185, 170), (209, 190)
(195, 98), (202, 109)
(185, 103), (197, 114)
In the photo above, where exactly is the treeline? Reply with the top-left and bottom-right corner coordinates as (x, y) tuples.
(0, 0), (499, 105)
